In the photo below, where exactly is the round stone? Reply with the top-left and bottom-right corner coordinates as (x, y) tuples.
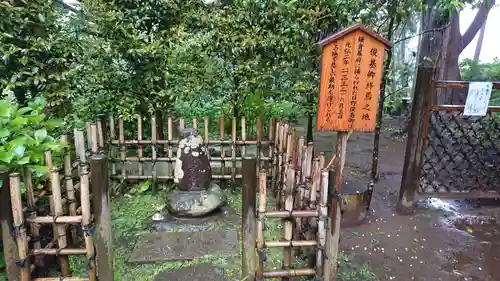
(166, 183), (227, 217)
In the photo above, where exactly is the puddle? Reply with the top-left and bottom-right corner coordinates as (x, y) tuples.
(449, 215), (500, 281)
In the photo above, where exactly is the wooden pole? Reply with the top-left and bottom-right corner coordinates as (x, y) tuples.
(283, 164), (295, 281)
(61, 135), (78, 243)
(323, 169), (341, 281)
(397, 67), (434, 214)
(90, 154), (114, 281)
(0, 170), (21, 281)
(9, 173), (30, 281)
(256, 169), (267, 280)
(241, 158), (257, 281)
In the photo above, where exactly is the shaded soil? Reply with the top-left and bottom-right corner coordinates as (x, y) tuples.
(293, 116), (500, 281)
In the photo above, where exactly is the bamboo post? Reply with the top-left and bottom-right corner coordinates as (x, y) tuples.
(49, 168), (71, 276)
(193, 118), (198, 131)
(109, 116), (116, 176)
(9, 173), (31, 281)
(75, 130), (96, 281)
(0, 170), (21, 281)
(256, 169), (267, 280)
(91, 123), (98, 154)
(268, 119), (275, 171)
(256, 118), (263, 178)
(307, 157), (321, 268)
(98, 114), (108, 152)
(168, 117), (174, 177)
(85, 122), (92, 152)
(203, 117), (209, 146)
(271, 121), (280, 196)
(241, 117), (247, 157)
(323, 169), (341, 281)
(231, 117), (237, 183)
(242, 158), (257, 281)
(283, 164), (295, 281)
(61, 135), (78, 243)
(90, 154), (114, 281)
(138, 116), (143, 176)
(179, 118), (185, 131)
(151, 117), (157, 193)
(317, 169), (329, 278)
(118, 118), (126, 185)
(220, 116), (226, 188)
(97, 119), (104, 151)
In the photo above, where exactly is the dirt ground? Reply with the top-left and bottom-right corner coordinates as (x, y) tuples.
(294, 116), (500, 281)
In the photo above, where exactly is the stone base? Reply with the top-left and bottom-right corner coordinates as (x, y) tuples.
(151, 205), (239, 232)
(341, 180), (371, 228)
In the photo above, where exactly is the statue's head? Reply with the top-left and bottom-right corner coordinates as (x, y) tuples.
(181, 128), (198, 138)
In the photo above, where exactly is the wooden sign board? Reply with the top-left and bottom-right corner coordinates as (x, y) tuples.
(316, 24), (392, 132)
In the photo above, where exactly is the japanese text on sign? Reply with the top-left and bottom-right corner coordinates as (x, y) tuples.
(464, 82), (493, 116)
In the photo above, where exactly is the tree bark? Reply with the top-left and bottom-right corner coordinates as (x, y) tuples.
(473, 19), (487, 61)
(417, 0), (495, 104)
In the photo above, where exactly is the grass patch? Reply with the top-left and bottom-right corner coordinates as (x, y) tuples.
(337, 251), (378, 281)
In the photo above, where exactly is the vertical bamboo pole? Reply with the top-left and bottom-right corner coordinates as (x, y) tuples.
(98, 114), (108, 152)
(256, 118), (263, 178)
(23, 166), (42, 268)
(61, 135), (77, 243)
(97, 119), (104, 150)
(179, 118), (185, 131)
(256, 169), (267, 280)
(324, 169), (341, 281)
(50, 168), (71, 276)
(306, 157), (321, 268)
(242, 158), (257, 281)
(268, 119), (275, 170)
(44, 150), (53, 171)
(231, 117), (237, 182)
(75, 130), (96, 281)
(271, 121), (280, 193)
(203, 117), (209, 145)
(220, 116), (225, 186)
(137, 116), (143, 176)
(277, 124), (288, 203)
(241, 117), (247, 157)
(85, 122), (92, 151)
(283, 164), (295, 281)
(9, 173), (30, 281)
(109, 116), (116, 176)
(168, 117), (174, 177)
(1, 171), (21, 281)
(91, 123), (98, 154)
(91, 154), (114, 281)
(193, 118), (198, 131)
(317, 169), (329, 278)
(151, 117), (157, 193)
(119, 118), (126, 183)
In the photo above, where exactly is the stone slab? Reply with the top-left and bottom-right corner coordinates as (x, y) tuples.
(150, 205), (239, 232)
(129, 230), (239, 263)
(153, 264), (227, 281)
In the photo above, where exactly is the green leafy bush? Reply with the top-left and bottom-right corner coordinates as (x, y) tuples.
(0, 97), (64, 177)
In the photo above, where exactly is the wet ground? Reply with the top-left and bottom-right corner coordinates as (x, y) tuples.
(293, 116), (500, 281)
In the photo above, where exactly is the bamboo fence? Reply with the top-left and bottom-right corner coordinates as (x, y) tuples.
(105, 116), (276, 185)
(2, 125), (113, 281)
(244, 122), (342, 281)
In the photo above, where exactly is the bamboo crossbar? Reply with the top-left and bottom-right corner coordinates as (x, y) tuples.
(111, 139), (274, 145)
(31, 248), (88, 256)
(263, 210), (317, 218)
(110, 174), (243, 180)
(262, 268), (316, 278)
(119, 156), (271, 162)
(33, 277), (90, 281)
(26, 215), (83, 224)
(265, 240), (317, 248)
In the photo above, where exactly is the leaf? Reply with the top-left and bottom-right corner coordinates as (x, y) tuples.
(138, 180), (152, 193)
(30, 165), (48, 176)
(12, 145), (26, 157)
(15, 107), (32, 116)
(0, 100), (12, 118)
(16, 156), (30, 165)
(0, 151), (14, 164)
(34, 129), (47, 142)
(0, 128), (10, 139)
(11, 117), (28, 127)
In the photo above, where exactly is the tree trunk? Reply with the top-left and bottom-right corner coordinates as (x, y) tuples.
(473, 19), (487, 61)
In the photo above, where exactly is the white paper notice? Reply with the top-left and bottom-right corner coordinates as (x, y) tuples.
(463, 82), (493, 116)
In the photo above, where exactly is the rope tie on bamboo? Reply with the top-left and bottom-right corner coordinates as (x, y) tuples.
(10, 223), (26, 239)
(258, 249), (267, 262)
(14, 252), (31, 268)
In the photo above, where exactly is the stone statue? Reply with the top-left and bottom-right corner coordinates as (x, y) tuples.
(164, 128), (227, 217)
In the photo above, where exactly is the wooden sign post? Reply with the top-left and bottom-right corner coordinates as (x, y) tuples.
(315, 23), (391, 281)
